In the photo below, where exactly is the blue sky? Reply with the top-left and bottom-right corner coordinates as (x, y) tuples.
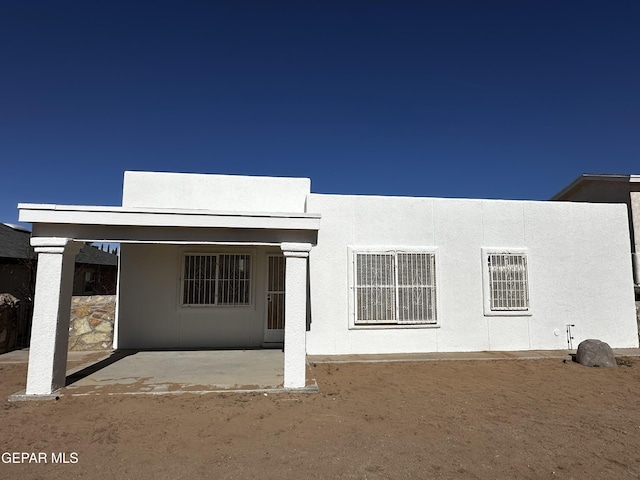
(1, 1), (638, 224)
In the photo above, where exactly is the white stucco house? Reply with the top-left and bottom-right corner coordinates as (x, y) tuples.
(18, 171), (639, 396)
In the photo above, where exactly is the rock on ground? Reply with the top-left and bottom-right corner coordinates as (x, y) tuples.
(576, 339), (617, 368)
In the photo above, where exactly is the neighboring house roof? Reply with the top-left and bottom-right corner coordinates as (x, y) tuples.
(0, 223), (34, 260)
(0, 223), (117, 266)
(551, 174), (640, 200)
(76, 244), (118, 266)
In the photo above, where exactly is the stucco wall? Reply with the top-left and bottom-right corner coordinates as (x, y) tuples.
(122, 171), (311, 213)
(305, 194), (639, 355)
(117, 243), (279, 349)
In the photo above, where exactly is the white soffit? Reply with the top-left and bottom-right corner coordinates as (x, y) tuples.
(18, 204), (321, 231)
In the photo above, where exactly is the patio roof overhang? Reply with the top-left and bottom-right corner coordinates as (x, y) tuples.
(18, 203), (320, 244)
(18, 203), (318, 396)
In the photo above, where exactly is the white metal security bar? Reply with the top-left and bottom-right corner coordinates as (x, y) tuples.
(355, 251), (437, 325)
(183, 253), (251, 306)
(397, 253), (437, 324)
(487, 253), (529, 311)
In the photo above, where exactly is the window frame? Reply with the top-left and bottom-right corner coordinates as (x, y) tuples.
(481, 248), (533, 317)
(348, 246), (440, 329)
(180, 252), (253, 307)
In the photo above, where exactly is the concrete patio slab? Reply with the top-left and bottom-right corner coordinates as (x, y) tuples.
(60, 349), (318, 397)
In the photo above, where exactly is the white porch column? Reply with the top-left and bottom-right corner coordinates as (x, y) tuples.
(26, 238), (81, 395)
(281, 242), (312, 389)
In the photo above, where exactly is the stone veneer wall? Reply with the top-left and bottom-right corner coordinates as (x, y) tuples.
(69, 295), (115, 351)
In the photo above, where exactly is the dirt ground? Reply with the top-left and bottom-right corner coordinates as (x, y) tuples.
(2, 356), (640, 480)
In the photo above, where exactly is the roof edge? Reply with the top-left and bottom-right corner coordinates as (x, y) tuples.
(17, 203), (321, 220)
(551, 174), (640, 200)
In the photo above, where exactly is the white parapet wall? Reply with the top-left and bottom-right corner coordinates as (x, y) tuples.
(122, 171), (311, 213)
(305, 193), (639, 355)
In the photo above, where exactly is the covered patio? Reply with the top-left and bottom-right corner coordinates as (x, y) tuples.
(8, 348), (318, 400)
(17, 199), (320, 397)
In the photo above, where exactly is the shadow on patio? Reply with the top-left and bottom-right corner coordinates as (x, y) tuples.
(64, 349), (318, 396)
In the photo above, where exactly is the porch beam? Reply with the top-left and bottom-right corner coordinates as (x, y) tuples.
(30, 223), (318, 246)
(281, 242), (312, 389)
(25, 238), (81, 395)
(19, 203), (321, 231)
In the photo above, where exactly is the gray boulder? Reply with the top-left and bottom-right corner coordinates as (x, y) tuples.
(576, 339), (617, 368)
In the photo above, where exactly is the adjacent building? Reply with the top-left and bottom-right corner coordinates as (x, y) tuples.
(0, 223), (117, 352)
(552, 174), (640, 293)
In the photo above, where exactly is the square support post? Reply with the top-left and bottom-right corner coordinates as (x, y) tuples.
(25, 238), (81, 395)
(281, 242), (312, 389)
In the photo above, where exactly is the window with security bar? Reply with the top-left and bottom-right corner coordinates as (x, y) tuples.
(182, 254), (251, 306)
(486, 252), (529, 312)
(354, 251), (437, 325)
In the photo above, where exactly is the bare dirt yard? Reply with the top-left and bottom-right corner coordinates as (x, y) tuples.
(2, 356), (640, 479)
